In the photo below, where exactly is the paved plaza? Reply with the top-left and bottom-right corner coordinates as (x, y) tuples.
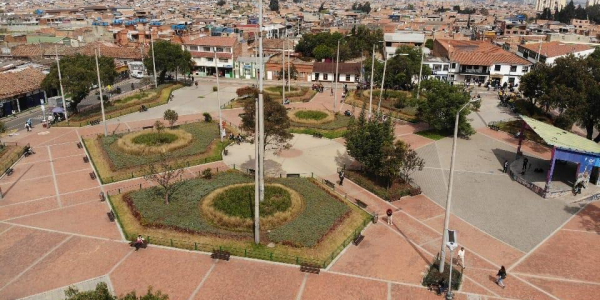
(1, 82), (600, 299)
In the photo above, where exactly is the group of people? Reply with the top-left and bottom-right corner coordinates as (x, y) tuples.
(228, 133), (244, 145)
(312, 83), (325, 93)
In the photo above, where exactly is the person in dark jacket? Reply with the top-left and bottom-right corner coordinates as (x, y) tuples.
(496, 266), (507, 288)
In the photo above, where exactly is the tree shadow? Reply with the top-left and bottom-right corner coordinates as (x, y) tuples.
(2, 164), (33, 196)
(565, 202), (600, 234)
(334, 149), (356, 171)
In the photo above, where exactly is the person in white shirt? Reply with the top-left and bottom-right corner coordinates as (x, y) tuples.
(457, 247), (466, 269)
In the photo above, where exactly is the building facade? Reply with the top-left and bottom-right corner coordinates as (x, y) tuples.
(182, 36), (238, 78)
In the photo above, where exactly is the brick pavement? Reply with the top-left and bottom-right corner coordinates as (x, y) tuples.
(1, 107), (599, 299)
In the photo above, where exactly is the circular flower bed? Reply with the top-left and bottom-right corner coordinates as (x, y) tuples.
(288, 109), (334, 124)
(201, 183), (305, 231)
(116, 129), (193, 155)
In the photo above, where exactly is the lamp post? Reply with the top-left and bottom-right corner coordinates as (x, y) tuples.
(214, 50), (223, 142)
(368, 44), (375, 118)
(150, 32), (158, 88)
(54, 45), (68, 122)
(416, 47), (425, 99)
(287, 36), (291, 92)
(334, 39), (340, 112)
(439, 98), (480, 273)
(282, 40), (286, 104)
(377, 46), (408, 114)
(94, 48), (108, 137)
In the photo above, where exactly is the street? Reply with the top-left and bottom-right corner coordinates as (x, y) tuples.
(78, 78), (141, 109)
(1, 107), (44, 133)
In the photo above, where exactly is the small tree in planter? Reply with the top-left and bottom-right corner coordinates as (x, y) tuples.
(144, 152), (185, 205)
(203, 112), (212, 122)
(163, 109), (178, 128)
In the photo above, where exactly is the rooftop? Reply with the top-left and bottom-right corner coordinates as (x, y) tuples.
(0, 67), (46, 99)
(520, 41), (593, 58)
(438, 39), (531, 66)
(521, 115), (600, 155)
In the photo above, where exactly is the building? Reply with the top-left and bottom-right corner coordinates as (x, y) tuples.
(588, 0), (600, 7)
(536, 0), (566, 12)
(0, 68), (46, 117)
(384, 32), (425, 59)
(423, 56), (450, 81)
(517, 41), (595, 64)
(311, 62), (361, 83)
(432, 39), (532, 86)
(182, 36), (238, 78)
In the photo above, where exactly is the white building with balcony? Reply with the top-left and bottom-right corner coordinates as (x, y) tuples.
(182, 36), (238, 78)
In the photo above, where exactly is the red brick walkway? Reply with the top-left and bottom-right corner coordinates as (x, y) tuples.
(0, 117), (598, 300)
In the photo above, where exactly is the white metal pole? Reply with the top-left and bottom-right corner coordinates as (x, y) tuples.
(259, 1), (265, 204)
(369, 45), (375, 118)
(42, 90), (47, 122)
(537, 37), (543, 63)
(447, 248), (454, 299)
(287, 36), (291, 92)
(416, 48), (425, 99)
(95, 49), (108, 137)
(439, 102), (471, 273)
(282, 41), (286, 104)
(55, 45), (68, 122)
(254, 81), (260, 244)
(150, 32), (158, 88)
(214, 50), (223, 142)
(377, 50), (387, 115)
(334, 39), (340, 112)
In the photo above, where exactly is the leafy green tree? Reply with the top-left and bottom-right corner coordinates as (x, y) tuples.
(296, 27), (382, 60)
(144, 151), (186, 205)
(380, 140), (424, 186)
(539, 8), (553, 20)
(313, 44), (335, 61)
(519, 64), (551, 106)
(278, 65), (298, 80)
(42, 54), (116, 111)
(417, 80), (474, 136)
(269, 0), (279, 11)
(240, 93), (292, 151)
(144, 40), (192, 85)
(65, 282), (168, 300)
(365, 46), (431, 91)
(163, 109), (178, 127)
(425, 39), (434, 50)
(345, 105), (395, 175)
(217, 0), (226, 6)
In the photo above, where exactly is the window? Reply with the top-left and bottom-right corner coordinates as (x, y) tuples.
(522, 66), (529, 73)
(451, 63), (456, 69)
(346, 74), (351, 81)
(433, 64), (442, 71)
(219, 58), (228, 63)
(188, 45), (198, 51)
(315, 73), (319, 80)
(508, 77), (515, 84)
(443, 65), (449, 71)
(203, 47), (211, 52)
(510, 66), (517, 72)
(224, 47), (231, 52)
(216, 47), (224, 52)
(323, 73), (328, 80)
(206, 57), (213, 62)
(494, 65), (501, 71)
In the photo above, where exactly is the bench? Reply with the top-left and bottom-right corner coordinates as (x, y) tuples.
(324, 179), (335, 189)
(99, 192), (105, 202)
(211, 249), (231, 261)
(89, 120), (100, 126)
(107, 210), (115, 222)
(286, 173), (300, 178)
(76, 142), (83, 149)
(142, 125), (154, 130)
(353, 234), (365, 246)
(488, 124), (500, 131)
(89, 172), (97, 180)
(355, 199), (368, 209)
(300, 264), (320, 274)
(83, 156), (89, 163)
(6, 168), (14, 176)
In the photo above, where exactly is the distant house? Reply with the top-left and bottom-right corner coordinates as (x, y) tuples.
(384, 32), (425, 59)
(181, 36), (238, 78)
(517, 41), (594, 65)
(311, 62), (361, 83)
(432, 39), (532, 86)
(0, 68), (46, 117)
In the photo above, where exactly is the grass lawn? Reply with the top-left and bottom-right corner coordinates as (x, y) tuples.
(295, 110), (328, 121)
(84, 121), (226, 183)
(109, 171), (371, 266)
(58, 84), (183, 127)
(415, 129), (447, 141)
(347, 89), (419, 122)
(0, 145), (23, 174)
(289, 113), (352, 139)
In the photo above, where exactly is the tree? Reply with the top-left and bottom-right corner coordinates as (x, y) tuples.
(417, 80), (474, 136)
(480, 8), (489, 16)
(217, 0), (226, 6)
(144, 40), (192, 85)
(278, 65), (298, 80)
(425, 39), (434, 50)
(345, 105), (395, 175)
(380, 140), (424, 186)
(319, 2), (325, 13)
(163, 109), (178, 127)
(65, 282), (168, 300)
(240, 93), (293, 151)
(539, 8), (553, 20)
(144, 152), (186, 205)
(269, 0), (279, 11)
(313, 44), (334, 61)
(519, 64), (551, 106)
(42, 54), (116, 111)
(364, 46), (431, 91)
(295, 27), (382, 60)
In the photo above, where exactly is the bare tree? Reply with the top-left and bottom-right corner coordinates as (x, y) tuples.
(143, 153), (185, 205)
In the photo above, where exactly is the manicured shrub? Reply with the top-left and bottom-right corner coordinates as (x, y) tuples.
(202, 168), (212, 179)
(213, 86), (218, 92)
(203, 112), (213, 122)
(132, 132), (178, 146)
(422, 260), (462, 291)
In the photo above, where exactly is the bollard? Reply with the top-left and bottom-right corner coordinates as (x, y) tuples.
(118, 188), (121, 194)
(0, 187), (3, 200)
(139, 183), (142, 190)
(195, 242), (198, 250)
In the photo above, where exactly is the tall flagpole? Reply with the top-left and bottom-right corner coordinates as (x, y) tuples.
(55, 45), (68, 122)
(282, 40), (286, 104)
(214, 50), (223, 141)
(95, 49), (108, 136)
(254, 0), (266, 244)
(377, 50), (388, 115)
(334, 39), (340, 112)
(150, 32), (158, 88)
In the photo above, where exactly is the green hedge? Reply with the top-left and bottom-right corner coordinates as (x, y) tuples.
(422, 260), (462, 290)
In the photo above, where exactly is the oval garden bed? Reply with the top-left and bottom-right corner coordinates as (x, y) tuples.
(117, 129), (193, 155)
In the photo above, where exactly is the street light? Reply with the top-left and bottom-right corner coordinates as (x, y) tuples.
(214, 50), (223, 142)
(416, 46), (425, 99)
(368, 44), (375, 118)
(334, 39), (340, 112)
(439, 98), (480, 273)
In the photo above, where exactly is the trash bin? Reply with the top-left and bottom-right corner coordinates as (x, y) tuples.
(372, 213), (378, 224)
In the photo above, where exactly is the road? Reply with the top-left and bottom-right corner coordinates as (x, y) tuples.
(78, 78), (141, 109)
(1, 107), (44, 133)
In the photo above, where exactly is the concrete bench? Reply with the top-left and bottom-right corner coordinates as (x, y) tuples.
(211, 249), (231, 261)
(355, 199), (368, 209)
(89, 172), (97, 180)
(353, 234), (365, 246)
(324, 180), (335, 189)
(300, 264), (320, 274)
(6, 168), (14, 176)
(107, 210), (115, 222)
(83, 156), (89, 163)
(76, 142), (83, 149)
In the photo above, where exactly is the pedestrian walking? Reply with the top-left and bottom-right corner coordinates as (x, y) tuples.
(456, 247), (466, 269)
(503, 160), (509, 173)
(338, 170), (345, 186)
(496, 266), (507, 289)
(386, 208), (393, 225)
(25, 123), (31, 132)
(522, 157), (528, 172)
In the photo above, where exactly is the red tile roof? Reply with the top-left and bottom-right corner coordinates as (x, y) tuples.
(0, 68), (46, 99)
(521, 41), (592, 58)
(78, 42), (144, 60)
(438, 39), (531, 66)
